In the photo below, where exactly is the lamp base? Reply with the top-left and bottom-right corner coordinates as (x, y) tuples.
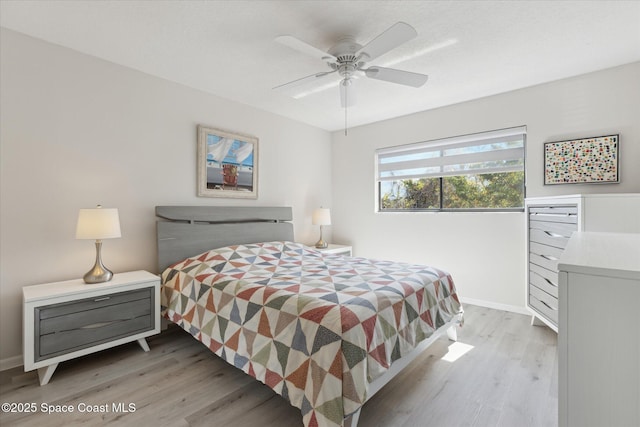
(83, 241), (114, 284)
(315, 225), (328, 249)
(315, 239), (328, 249)
(83, 265), (113, 284)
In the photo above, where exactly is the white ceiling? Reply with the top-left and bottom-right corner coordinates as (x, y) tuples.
(2, 1), (639, 132)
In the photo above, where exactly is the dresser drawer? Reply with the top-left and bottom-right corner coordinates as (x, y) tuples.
(529, 205), (578, 247)
(529, 228), (573, 249)
(530, 219), (577, 237)
(529, 286), (558, 324)
(34, 287), (155, 361)
(530, 241), (564, 260)
(529, 271), (558, 298)
(528, 205), (578, 218)
(529, 252), (558, 272)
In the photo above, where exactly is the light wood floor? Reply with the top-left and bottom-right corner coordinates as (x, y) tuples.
(0, 304), (558, 426)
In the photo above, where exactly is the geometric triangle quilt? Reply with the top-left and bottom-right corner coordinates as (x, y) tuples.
(161, 241), (463, 427)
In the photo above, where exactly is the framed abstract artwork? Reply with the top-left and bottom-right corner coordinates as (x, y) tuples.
(197, 125), (258, 198)
(544, 134), (619, 185)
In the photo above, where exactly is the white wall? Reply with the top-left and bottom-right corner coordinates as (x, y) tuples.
(0, 29), (332, 366)
(331, 62), (640, 313)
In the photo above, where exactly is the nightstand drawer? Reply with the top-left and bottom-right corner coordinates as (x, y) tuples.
(38, 288), (151, 321)
(35, 287), (155, 361)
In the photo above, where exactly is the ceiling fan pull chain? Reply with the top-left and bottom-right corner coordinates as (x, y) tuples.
(344, 90), (348, 136)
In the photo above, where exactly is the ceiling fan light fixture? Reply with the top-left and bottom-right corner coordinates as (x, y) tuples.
(340, 78), (356, 108)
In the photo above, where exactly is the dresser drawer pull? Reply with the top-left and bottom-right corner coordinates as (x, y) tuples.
(93, 297), (111, 302)
(539, 299), (555, 311)
(543, 230), (564, 238)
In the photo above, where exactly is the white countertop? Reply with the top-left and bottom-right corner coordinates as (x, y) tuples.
(558, 232), (640, 279)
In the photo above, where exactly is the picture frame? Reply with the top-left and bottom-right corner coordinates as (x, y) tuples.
(197, 125), (258, 198)
(543, 134), (619, 185)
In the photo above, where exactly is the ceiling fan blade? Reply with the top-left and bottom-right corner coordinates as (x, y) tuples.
(365, 66), (428, 87)
(273, 70), (337, 91)
(340, 80), (356, 108)
(357, 22), (417, 62)
(275, 35), (337, 61)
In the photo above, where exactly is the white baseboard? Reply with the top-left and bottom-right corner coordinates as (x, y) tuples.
(0, 354), (23, 372)
(460, 297), (529, 316)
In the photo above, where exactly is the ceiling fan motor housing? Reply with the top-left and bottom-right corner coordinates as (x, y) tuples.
(328, 37), (364, 79)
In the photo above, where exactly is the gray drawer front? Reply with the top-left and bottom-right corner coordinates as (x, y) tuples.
(38, 289), (150, 320)
(35, 287), (155, 361)
(39, 315), (152, 359)
(39, 298), (151, 334)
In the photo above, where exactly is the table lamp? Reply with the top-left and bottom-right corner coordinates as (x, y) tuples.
(76, 205), (121, 284)
(312, 207), (331, 249)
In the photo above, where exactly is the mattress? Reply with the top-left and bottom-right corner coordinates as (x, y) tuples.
(161, 241), (462, 427)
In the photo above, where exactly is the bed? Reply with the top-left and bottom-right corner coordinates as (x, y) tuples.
(156, 206), (463, 427)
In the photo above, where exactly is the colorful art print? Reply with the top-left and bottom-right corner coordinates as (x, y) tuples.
(197, 125), (258, 199)
(544, 134), (619, 185)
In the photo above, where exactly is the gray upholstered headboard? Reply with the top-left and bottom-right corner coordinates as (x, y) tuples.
(156, 206), (294, 273)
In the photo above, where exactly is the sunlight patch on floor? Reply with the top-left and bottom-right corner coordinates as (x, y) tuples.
(441, 341), (474, 362)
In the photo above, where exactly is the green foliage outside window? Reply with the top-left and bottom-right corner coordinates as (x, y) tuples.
(380, 171), (524, 211)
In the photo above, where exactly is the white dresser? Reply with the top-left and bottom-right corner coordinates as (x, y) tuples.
(525, 194), (640, 331)
(558, 232), (640, 427)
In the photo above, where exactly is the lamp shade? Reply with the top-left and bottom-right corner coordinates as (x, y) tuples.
(76, 207), (121, 240)
(312, 208), (331, 226)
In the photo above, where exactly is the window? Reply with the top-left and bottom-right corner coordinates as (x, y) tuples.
(376, 126), (526, 211)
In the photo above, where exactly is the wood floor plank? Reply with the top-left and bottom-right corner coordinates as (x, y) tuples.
(0, 305), (558, 426)
(185, 380), (302, 427)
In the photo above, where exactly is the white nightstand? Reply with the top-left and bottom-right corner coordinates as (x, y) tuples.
(314, 244), (353, 256)
(23, 270), (160, 385)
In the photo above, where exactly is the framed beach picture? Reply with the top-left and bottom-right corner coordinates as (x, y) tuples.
(197, 125), (258, 198)
(544, 134), (619, 185)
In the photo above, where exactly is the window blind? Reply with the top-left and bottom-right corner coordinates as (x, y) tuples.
(376, 126), (526, 181)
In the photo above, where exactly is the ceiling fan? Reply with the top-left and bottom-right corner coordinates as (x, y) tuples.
(273, 22), (429, 109)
